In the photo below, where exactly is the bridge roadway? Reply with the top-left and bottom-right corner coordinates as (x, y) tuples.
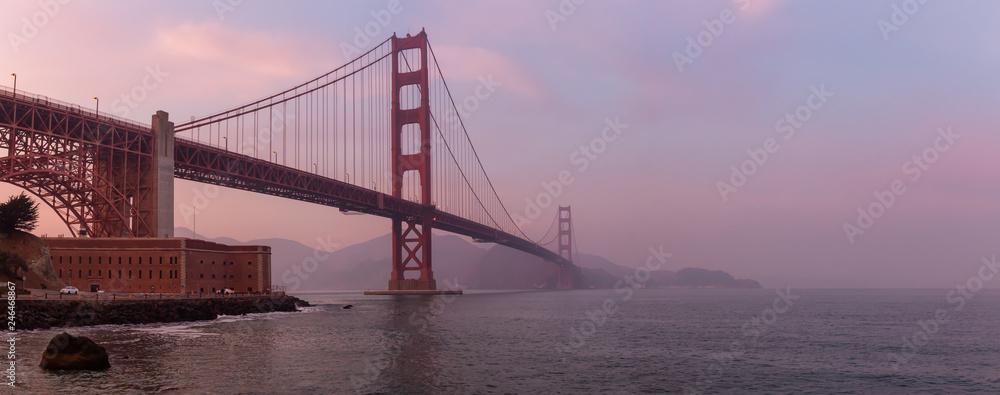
(173, 137), (566, 264)
(0, 83), (567, 266)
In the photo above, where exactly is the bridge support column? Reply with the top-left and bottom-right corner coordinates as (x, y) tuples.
(388, 30), (435, 291)
(558, 264), (576, 289)
(388, 210), (435, 291)
(149, 111), (174, 237)
(557, 206), (575, 289)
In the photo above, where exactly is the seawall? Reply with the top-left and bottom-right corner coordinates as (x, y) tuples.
(16, 295), (309, 330)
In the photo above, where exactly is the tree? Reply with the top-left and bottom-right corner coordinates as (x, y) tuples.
(0, 193), (39, 233)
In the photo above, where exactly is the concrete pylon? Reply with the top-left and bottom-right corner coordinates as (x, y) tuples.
(150, 111), (174, 237)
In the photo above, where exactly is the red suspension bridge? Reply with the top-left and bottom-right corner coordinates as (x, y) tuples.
(0, 30), (579, 291)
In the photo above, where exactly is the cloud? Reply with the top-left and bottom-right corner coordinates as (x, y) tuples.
(741, 0), (787, 20)
(430, 45), (539, 97)
(151, 23), (342, 109)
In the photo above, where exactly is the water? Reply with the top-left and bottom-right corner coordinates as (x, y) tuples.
(12, 289), (1000, 394)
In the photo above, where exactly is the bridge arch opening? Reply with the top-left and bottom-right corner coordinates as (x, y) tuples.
(400, 123), (421, 155)
(398, 84), (422, 111)
(397, 48), (423, 72)
(0, 155), (139, 238)
(0, 180), (84, 237)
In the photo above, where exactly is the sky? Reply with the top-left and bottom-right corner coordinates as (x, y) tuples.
(2, 0), (1000, 288)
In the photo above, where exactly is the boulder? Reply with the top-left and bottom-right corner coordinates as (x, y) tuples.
(39, 332), (110, 370)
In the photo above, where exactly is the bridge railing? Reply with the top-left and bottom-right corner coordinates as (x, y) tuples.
(0, 85), (151, 132)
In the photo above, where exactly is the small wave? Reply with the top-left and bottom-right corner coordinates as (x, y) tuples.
(135, 323), (218, 339)
(297, 305), (325, 313)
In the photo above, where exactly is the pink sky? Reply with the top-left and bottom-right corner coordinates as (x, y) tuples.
(3, 1), (1000, 288)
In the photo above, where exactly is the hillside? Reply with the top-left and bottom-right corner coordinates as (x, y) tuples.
(176, 227), (760, 290)
(0, 230), (65, 290)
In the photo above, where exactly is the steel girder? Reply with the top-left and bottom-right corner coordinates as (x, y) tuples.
(0, 92), (153, 237)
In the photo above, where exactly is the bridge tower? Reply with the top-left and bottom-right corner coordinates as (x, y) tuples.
(557, 205), (575, 289)
(91, 111), (174, 238)
(388, 31), (436, 291)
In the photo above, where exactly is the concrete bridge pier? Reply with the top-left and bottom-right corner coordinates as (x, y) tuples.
(149, 111), (174, 237)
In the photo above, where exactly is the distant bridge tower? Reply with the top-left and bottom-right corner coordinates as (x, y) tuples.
(557, 205), (575, 289)
(388, 31), (436, 291)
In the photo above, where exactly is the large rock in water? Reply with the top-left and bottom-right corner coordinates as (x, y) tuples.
(39, 332), (110, 370)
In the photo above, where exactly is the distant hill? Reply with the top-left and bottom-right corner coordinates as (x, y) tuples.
(175, 227), (761, 290)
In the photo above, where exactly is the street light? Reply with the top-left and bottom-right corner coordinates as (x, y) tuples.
(222, 136), (227, 151)
(93, 97), (99, 117)
(10, 74), (15, 159)
(271, 151), (278, 162)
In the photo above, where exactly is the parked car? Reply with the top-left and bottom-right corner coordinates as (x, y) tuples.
(224, 288), (235, 295)
(60, 286), (79, 295)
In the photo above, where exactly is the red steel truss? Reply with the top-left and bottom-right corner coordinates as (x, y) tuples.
(0, 88), (153, 237)
(171, 137), (566, 266)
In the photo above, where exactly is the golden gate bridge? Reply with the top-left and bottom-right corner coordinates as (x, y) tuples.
(0, 30), (580, 292)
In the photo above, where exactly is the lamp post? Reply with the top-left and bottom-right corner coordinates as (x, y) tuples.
(9, 74), (15, 159)
(222, 136), (227, 151)
(271, 151), (277, 162)
(93, 97), (99, 116)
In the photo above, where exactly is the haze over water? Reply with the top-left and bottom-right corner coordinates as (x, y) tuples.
(14, 289), (1000, 394)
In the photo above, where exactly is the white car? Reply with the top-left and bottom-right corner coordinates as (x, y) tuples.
(60, 286), (79, 295)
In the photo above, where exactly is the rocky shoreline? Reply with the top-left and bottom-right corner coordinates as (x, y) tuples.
(16, 295), (310, 330)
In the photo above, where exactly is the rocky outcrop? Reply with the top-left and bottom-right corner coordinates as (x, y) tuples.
(0, 230), (64, 290)
(18, 295), (309, 330)
(39, 332), (110, 370)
